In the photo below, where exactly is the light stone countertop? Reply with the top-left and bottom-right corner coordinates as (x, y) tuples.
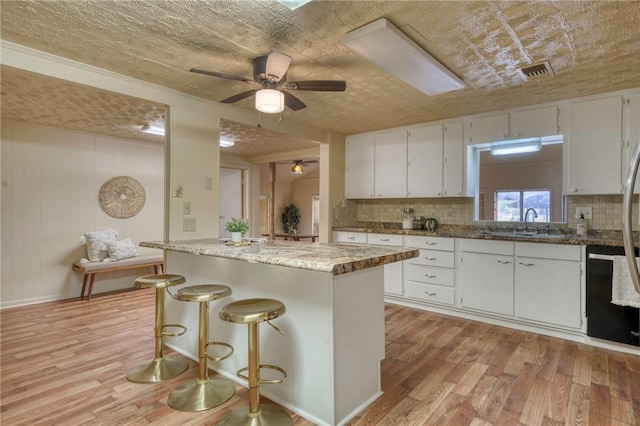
(140, 238), (419, 275)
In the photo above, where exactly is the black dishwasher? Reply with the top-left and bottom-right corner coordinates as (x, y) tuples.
(586, 245), (640, 346)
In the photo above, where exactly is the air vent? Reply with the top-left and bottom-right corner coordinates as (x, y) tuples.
(519, 61), (554, 80)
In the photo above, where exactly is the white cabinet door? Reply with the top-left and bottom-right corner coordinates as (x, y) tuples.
(384, 261), (403, 296)
(468, 114), (509, 144)
(407, 124), (443, 197)
(459, 251), (514, 316)
(623, 93), (640, 194)
(443, 121), (464, 196)
(345, 133), (375, 198)
(515, 257), (581, 329)
(567, 95), (624, 194)
(374, 129), (407, 198)
(509, 106), (559, 139)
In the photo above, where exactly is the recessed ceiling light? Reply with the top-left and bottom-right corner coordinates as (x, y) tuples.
(220, 138), (235, 147)
(141, 123), (165, 136)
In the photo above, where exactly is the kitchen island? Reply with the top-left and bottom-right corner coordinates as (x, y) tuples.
(140, 238), (418, 426)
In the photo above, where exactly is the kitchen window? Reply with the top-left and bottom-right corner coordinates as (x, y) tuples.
(495, 190), (551, 222)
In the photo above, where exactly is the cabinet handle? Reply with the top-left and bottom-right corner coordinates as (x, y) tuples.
(347, 236), (355, 240)
(425, 242), (437, 246)
(519, 262), (535, 266)
(424, 291), (437, 296)
(425, 274), (437, 278)
(497, 260), (512, 264)
(380, 238), (390, 242)
(631, 331), (640, 337)
(570, 188), (578, 193)
(425, 257), (437, 261)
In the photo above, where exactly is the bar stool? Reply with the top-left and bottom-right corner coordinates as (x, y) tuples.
(126, 274), (189, 383)
(167, 284), (236, 411)
(219, 298), (292, 426)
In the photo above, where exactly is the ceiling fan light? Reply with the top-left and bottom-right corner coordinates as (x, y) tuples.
(255, 89), (284, 113)
(291, 162), (303, 174)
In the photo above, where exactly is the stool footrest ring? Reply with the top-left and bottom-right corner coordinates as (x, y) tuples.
(162, 323), (187, 337)
(237, 364), (287, 384)
(206, 341), (234, 362)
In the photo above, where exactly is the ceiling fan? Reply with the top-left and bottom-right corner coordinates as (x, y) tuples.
(286, 159), (318, 174)
(190, 51), (346, 113)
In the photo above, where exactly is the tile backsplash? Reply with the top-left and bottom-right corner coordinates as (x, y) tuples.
(334, 195), (640, 231)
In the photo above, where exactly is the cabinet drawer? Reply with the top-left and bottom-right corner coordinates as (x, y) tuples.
(334, 231), (366, 244)
(406, 264), (454, 287)
(409, 249), (455, 268)
(406, 281), (455, 305)
(405, 235), (454, 251)
(366, 233), (403, 247)
(515, 242), (581, 261)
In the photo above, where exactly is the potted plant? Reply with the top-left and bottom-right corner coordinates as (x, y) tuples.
(281, 204), (301, 234)
(225, 217), (249, 243)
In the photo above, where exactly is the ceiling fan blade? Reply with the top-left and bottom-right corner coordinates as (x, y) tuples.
(284, 80), (346, 91)
(265, 51), (292, 82)
(190, 68), (260, 86)
(283, 91), (306, 111)
(220, 89), (258, 104)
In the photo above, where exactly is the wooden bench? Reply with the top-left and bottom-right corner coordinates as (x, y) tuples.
(72, 253), (165, 300)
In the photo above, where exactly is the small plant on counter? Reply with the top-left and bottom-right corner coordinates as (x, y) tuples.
(225, 218), (250, 234)
(281, 204), (301, 234)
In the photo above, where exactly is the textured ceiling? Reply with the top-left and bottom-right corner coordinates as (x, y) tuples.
(2, 0), (640, 155)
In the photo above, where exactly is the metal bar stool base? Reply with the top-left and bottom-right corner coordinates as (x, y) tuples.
(218, 404), (293, 426)
(126, 356), (189, 383)
(168, 377), (235, 412)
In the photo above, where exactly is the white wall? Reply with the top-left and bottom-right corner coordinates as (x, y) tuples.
(1, 120), (164, 307)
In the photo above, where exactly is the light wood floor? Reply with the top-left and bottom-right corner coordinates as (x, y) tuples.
(1, 289), (638, 425)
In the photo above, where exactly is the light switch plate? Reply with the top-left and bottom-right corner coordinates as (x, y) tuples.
(575, 206), (592, 219)
(183, 217), (197, 232)
(183, 201), (191, 215)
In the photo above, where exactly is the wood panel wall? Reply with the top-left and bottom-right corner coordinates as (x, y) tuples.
(1, 120), (164, 307)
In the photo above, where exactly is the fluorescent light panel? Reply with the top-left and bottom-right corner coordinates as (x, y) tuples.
(490, 140), (542, 156)
(341, 18), (464, 96)
(277, 0), (312, 10)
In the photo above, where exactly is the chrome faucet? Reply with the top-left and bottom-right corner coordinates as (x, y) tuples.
(524, 208), (538, 231)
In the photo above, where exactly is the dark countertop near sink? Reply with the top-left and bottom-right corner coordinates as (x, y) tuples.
(333, 224), (638, 247)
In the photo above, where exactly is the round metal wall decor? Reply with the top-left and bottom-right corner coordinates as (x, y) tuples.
(99, 176), (146, 218)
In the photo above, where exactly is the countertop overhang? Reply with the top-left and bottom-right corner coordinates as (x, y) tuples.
(140, 238), (419, 275)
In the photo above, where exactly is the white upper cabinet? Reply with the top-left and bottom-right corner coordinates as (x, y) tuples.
(407, 124), (443, 197)
(509, 106), (559, 139)
(622, 93), (640, 194)
(567, 94), (624, 194)
(468, 113), (509, 144)
(345, 133), (375, 198)
(374, 129), (407, 198)
(443, 121), (464, 197)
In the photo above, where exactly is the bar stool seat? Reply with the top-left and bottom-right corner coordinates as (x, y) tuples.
(167, 284), (235, 412)
(219, 298), (292, 426)
(126, 274), (189, 383)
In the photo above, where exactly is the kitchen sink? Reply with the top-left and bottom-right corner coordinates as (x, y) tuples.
(475, 231), (569, 240)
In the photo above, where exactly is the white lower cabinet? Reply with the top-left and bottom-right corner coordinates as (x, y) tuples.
(514, 243), (582, 329)
(459, 250), (514, 316)
(404, 236), (455, 306)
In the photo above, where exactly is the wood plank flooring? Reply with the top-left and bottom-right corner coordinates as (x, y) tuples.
(1, 290), (638, 425)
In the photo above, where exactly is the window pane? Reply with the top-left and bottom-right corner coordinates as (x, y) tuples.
(524, 190), (551, 222)
(496, 191), (521, 221)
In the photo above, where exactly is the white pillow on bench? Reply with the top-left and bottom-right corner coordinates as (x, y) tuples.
(106, 238), (138, 261)
(84, 229), (118, 262)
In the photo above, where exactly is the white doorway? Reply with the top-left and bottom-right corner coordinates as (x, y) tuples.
(219, 168), (243, 237)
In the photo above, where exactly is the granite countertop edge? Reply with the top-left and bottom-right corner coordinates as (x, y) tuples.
(140, 239), (419, 275)
(333, 226), (633, 247)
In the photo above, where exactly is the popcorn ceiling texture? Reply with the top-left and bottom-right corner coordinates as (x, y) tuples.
(2, 0), (640, 141)
(334, 196), (640, 231)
